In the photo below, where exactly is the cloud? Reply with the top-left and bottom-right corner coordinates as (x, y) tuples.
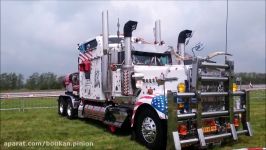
(1, 1), (265, 77)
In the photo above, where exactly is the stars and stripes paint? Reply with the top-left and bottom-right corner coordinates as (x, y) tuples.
(79, 51), (92, 62)
(131, 95), (155, 127)
(78, 44), (93, 63)
(151, 95), (168, 114)
(131, 95), (168, 127)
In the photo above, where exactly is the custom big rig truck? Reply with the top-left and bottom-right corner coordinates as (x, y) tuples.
(58, 11), (252, 149)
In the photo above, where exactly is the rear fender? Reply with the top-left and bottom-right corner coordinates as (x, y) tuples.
(58, 95), (79, 109)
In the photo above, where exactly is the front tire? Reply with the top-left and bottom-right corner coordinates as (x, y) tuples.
(135, 108), (166, 150)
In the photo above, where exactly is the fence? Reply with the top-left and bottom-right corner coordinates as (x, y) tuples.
(0, 95), (58, 111)
(0, 89), (265, 111)
(0, 97), (57, 111)
(0, 91), (63, 111)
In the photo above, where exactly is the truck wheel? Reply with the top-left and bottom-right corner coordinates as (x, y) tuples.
(58, 98), (66, 116)
(66, 100), (75, 119)
(135, 109), (166, 150)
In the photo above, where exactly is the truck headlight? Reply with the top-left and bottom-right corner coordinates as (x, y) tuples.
(136, 80), (143, 89)
(232, 83), (238, 92)
(178, 83), (186, 93)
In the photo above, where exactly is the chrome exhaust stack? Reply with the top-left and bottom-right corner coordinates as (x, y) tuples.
(101, 10), (111, 99)
(121, 20), (137, 96)
(177, 30), (192, 60)
(154, 20), (161, 44)
(102, 11), (109, 52)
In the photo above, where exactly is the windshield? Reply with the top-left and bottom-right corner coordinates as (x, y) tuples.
(132, 51), (172, 66)
(109, 37), (122, 44)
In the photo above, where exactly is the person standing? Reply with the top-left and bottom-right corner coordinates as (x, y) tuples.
(249, 81), (253, 88)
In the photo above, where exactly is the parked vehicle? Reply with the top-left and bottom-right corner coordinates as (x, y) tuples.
(58, 11), (252, 150)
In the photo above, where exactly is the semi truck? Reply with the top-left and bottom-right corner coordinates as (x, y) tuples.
(58, 11), (252, 150)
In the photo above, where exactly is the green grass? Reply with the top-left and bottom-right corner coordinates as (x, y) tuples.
(0, 90), (265, 149)
(0, 89), (64, 93)
(0, 109), (146, 150)
(218, 90), (266, 150)
(0, 97), (56, 110)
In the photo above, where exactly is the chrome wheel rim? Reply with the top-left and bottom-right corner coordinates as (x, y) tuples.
(141, 117), (157, 143)
(59, 103), (64, 114)
(67, 104), (72, 116)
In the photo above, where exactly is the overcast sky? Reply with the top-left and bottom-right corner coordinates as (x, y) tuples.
(1, 0), (265, 77)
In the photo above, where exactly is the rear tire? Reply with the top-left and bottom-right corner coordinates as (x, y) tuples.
(66, 100), (75, 119)
(135, 108), (166, 150)
(58, 98), (66, 116)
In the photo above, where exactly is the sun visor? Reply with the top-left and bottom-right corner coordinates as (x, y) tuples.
(132, 43), (170, 54)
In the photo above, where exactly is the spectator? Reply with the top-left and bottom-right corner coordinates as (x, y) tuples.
(249, 81), (253, 88)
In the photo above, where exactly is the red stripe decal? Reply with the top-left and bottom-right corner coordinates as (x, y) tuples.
(134, 102), (143, 106)
(79, 55), (87, 61)
(81, 53), (89, 59)
(85, 53), (91, 58)
(79, 56), (86, 61)
(87, 52), (93, 56)
(132, 110), (136, 114)
(140, 96), (154, 99)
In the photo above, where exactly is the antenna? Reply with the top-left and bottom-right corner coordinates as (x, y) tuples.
(225, 0), (229, 61)
(117, 18), (120, 38)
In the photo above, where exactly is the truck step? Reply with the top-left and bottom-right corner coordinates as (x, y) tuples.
(83, 105), (106, 121)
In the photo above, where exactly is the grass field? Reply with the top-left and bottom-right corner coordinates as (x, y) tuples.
(0, 97), (56, 110)
(0, 90), (265, 150)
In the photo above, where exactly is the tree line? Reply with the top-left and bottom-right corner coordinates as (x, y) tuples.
(0, 72), (65, 91)
(235, 72), (266, 85)
(0, 72), (265, 91)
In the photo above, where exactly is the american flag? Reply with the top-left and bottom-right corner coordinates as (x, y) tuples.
(151, 95), (168, 114)
(131, 95), (154, 127)
(131, 95), (168, 127)
(79, 48), (92, 63)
